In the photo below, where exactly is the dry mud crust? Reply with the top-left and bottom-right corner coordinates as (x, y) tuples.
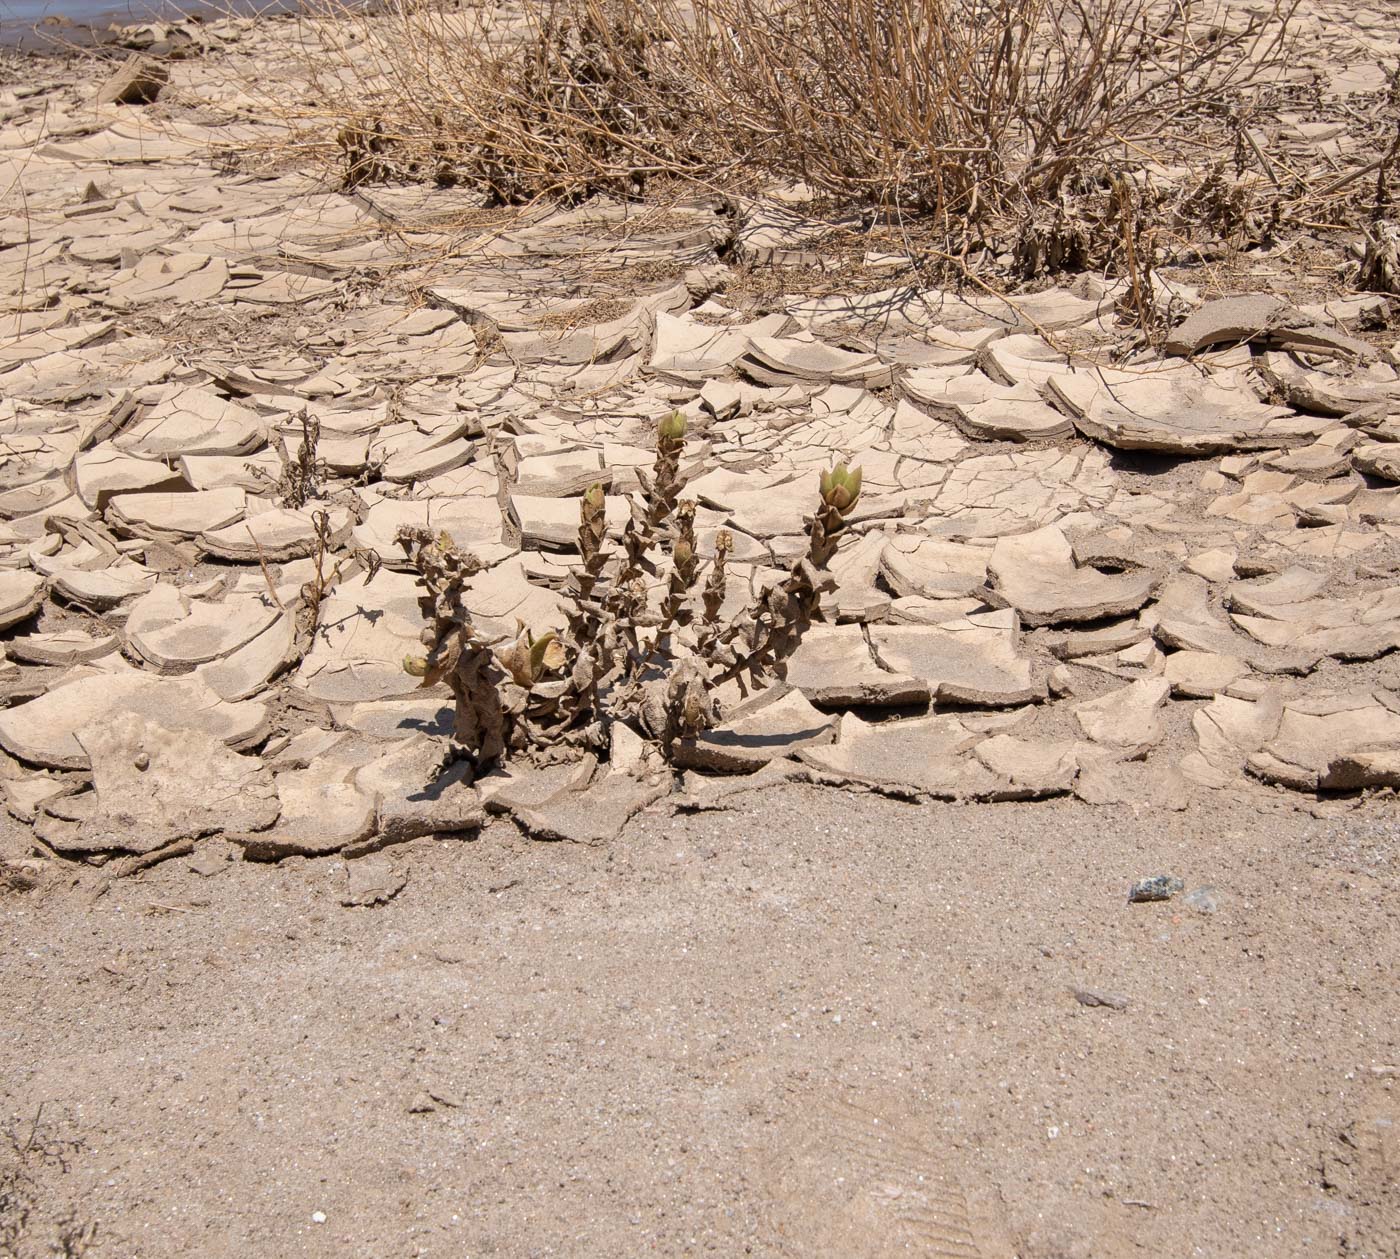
(3, 785), (1398, 1258)
(6, 0), (1400, 852)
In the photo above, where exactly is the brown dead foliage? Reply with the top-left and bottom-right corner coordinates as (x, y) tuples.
(272, 0), (1298, 264)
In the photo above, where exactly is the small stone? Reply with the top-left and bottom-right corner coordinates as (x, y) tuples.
(311, 1211), (327, 1225)
(407, 1092), (437, 1114)
(1128, 875), (1184, 903)
(1072, 988), (1129, 1010)
(188, 842), (234, 877)
(426, 1083), (462, 1108)
(339, 857), (407, 907)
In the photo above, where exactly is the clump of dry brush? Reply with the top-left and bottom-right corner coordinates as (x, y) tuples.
(293, 0), (1295, 258)
(398, 413), (862, 768)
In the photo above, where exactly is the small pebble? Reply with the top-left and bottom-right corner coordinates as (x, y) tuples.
(1073, 987), (1129, 1011)
(1128, 875), (1184, 903)
(311, 1211), (327, 1225)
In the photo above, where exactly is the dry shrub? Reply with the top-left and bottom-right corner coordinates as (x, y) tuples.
(685, 0), (1293, 242)
(287, 0), (1294, 248)
(304, 0), (704, 202)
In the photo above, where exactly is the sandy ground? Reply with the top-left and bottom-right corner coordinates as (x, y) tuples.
(3, 784), (1398, 1258)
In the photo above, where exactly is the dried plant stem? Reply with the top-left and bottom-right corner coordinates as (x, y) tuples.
(707, 468), (861, 692)
(247, 527), (286, 612)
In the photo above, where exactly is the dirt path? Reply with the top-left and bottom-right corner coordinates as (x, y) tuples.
(3, 786), (1396, 1258)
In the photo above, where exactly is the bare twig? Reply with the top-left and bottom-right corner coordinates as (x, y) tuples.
(248, 528), (287, 612)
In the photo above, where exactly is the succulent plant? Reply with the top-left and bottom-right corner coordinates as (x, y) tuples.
(396, 525), (507, 764)
(498, 626), (566, 687)
(656, 410), (687, 443)
(702, 461), (863, 692)
(819, 462), (862, 514)
(399, 414), (864, 769)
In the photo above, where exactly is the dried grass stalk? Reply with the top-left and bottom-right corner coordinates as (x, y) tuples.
(276, 0), (1295, 247)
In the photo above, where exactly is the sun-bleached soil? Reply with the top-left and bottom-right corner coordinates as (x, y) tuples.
(4, 786), (1399, 1258)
